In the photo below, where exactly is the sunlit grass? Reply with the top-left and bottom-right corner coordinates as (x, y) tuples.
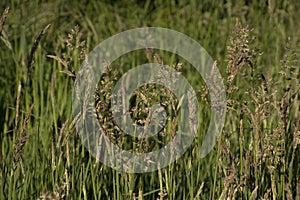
(0, 0), (299, 199)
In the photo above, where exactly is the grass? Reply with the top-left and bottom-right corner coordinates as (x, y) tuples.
(0, 0), (299, 199)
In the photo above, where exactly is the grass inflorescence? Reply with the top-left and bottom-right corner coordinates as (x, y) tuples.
(0, 0), (299, 199)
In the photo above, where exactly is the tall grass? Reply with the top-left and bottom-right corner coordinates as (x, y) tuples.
(0, 0), (299, 199)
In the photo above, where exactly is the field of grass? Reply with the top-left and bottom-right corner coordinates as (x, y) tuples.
(0, 0), (299, 199)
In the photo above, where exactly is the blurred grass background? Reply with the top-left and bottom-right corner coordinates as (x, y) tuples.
(0, 0), (299, 199)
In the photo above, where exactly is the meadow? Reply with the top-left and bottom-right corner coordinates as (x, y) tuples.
(0, 0), (299, 199)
